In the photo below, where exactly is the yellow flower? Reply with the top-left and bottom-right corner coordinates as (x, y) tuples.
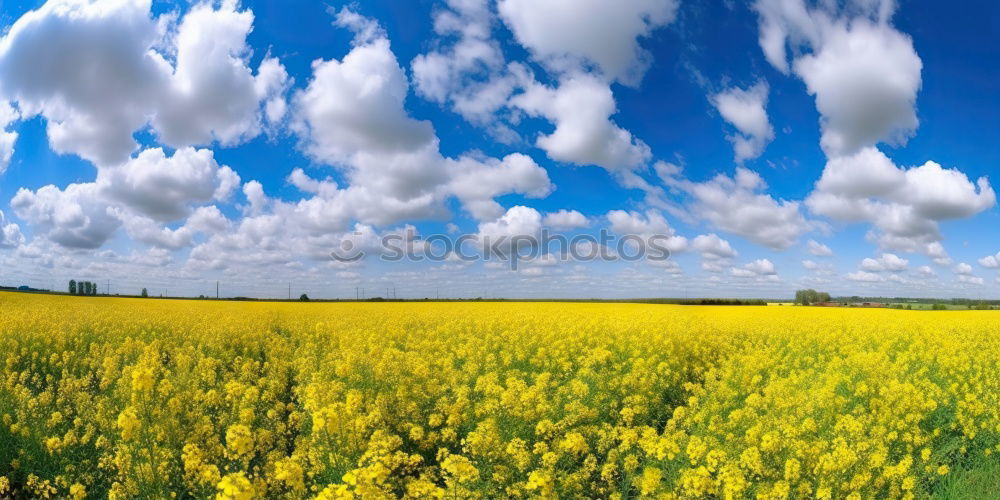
(69, 483), (86, 500)
(441, 454), (479, 484)
(116, 407), (140, 441)
(225, 425), (254, 459)
(216, 472), (254, 500)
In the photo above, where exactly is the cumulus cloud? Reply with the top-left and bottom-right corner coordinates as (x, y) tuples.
(661, 164), (814, 250)
(543, 209), (590, 230)
(411, 0), (515, 127)
(510, 73), (651, 173)
(448, 153), (553, 221)
(11, 182), (121, 249)
(693, 233), (737, 260)
(606, 209), (688, 254)
(0, 102), (19, 174)
(0, 0), (288, 167)
(860, 253), (908, 272)
(476, 205), (543, 255)
(0, 209), (24, 248)
(958, 274), (984, 285)
(807, 239), (833, 257)
(10, 144), (240, 250)
(98, 147), (239, 222)
(753, 0), (921, 156)
(153, 1), (290, 147)
(954, 262), (973, 275)
(731, 258), (777, 278)
(846, 270), (884, 282)
(753, 0), (992, 261)
(978, 252), (1000, 269)
(807, 147), (995, 253)
(290, 8), (552, 230)
(498, 0), (679, 86)
(711, 82), (774, 162)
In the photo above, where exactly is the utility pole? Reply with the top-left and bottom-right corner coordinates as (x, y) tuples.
(216, 281), (219, 299)
(288, 283), (291, 300)
(107, 280), (110, 295)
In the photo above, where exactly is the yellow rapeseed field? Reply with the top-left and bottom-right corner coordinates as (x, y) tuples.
(1, 292), (998, 499)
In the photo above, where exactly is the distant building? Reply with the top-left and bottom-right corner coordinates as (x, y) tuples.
(815, 302), (842, 307)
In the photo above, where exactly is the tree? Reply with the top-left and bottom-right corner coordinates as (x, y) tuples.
(299, 294), (310, 302)
(794, 289), (829, 305)
(92, 282), (98, 296)
(141, 288), (149, 298)
(69, 280), (76, 295)
(81, 282), (88, 295)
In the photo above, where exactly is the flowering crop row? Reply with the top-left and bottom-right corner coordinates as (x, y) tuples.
(0, 292), (997, 498)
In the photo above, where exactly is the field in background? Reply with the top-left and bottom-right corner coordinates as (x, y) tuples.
(1, 292), (998, 498)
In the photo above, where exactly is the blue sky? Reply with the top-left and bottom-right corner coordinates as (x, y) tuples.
(0, 0), (998, 299)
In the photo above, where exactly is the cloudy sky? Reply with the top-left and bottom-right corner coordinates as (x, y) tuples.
(0, 0), (998, 299)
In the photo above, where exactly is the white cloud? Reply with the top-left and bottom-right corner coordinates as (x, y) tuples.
(0, 0), (288, 167)
(186, 205), (230, 235)
(607, 209), (672, 236)
(711, 82), (774, 162)
(860, 253), (908, 272)
(0, 101), (19, 174)
(289, 9), (553, 230)
(477, 205), (543, 247)
(954, 262), (973, 275)
(119, 213), (193, 250)
(510, 73), (651, 173)
(293, 34), (437, 166)
(916, 265), (935, 277)
(661, 165), (814, 250)
(808, 147), (995, 253)
(98, 147), (239, 222)
(846, 270), (884, 282)
(411, 0), (515, 126)
(978, 253), (1000, 269)
(606, 209), (687, 254)
(448, 153), (552, 221)
(813, 146), (905, 201)
(153, 1), (288, 147)
(958, 274), (984, 286)
(0, 209), (24, 248)
(543, 209), (590, 230)
(11, 182), (121, 249)
(807, 239), (833, 257)
(753, 0), (921, 156)
(731, 258), (777, 277)
(497, 0), (679, 86)
(753, 1), (992, 259)
(0, 0), (169, 166)
(692, 233), (737, 260)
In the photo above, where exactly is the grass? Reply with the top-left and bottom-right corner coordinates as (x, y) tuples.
(933, 455), (1000, 499)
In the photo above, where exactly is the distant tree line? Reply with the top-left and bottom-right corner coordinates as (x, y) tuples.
(794, 289), (831, 305)
(68, 280), (99, 296)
